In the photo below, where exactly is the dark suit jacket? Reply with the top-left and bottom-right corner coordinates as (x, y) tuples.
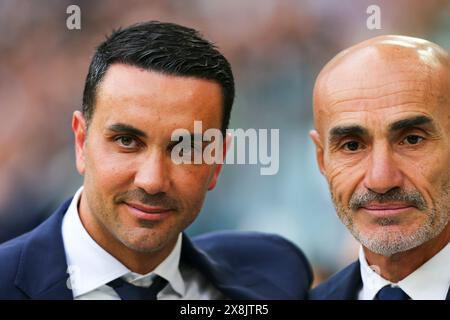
(0, 198), (312, 299)
(309, 261), (450, 300)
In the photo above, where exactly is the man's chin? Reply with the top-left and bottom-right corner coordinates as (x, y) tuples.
(352, 226), (431, 256)
(121, 238), (167, 253)
(352, 216), (424, 238)
(114, 229), (171, 253)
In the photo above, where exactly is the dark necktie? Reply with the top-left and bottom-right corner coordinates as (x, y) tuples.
(375, 285), (410, 300)
(107, 276), (168, 300)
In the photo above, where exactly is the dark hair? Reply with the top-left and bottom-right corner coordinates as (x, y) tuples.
(82, 21), (234, 134)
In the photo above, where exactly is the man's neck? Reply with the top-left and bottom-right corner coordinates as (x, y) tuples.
(364, 224), (450, 283)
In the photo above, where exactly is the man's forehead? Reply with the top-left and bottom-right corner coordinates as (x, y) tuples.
(91, 63), (223, 126)
(97, 64), (219, 103)
(313, 36), (450, 133)
(319, 49), (432, 99)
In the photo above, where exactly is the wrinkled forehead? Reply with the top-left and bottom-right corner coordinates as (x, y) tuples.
(313, 40), (450, 135)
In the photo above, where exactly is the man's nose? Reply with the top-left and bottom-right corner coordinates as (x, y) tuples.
(134, 150), (171, 195)
(363, 143), (404, 194)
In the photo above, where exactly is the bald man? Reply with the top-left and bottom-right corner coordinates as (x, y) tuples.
(309, 35), (450, 300)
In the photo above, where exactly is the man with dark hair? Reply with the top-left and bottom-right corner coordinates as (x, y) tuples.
(0, 21), (312, 300)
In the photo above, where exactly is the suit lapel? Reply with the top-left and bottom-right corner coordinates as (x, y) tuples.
(337, 261), (362, 299)
(14, 199), (73, 299)
(181, 234), (269, 299)
(446, 286), (450, 300)
(323, 261), (362, 300)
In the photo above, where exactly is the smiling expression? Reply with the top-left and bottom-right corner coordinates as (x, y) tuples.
(73, 64), (225, 255)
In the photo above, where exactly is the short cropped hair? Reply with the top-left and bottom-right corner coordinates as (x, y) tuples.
(82, 21), (235, 134)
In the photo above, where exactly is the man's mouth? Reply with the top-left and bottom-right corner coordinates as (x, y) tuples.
(360, 202), (415, 217)
(126, 202), (173, 213)
(123, 202), (174, 221)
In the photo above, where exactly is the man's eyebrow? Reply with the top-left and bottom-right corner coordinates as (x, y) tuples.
(388, 115), (436, 132)
(106, 123), (147, 138)
(328, 125), (368, 144)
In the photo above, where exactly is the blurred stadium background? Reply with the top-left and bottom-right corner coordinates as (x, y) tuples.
(0, 0), (449, 286)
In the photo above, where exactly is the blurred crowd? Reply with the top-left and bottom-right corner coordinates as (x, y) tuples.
(0, 0), (449, 285)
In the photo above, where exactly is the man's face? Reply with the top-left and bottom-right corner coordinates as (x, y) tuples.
(73, 64), (225, 253)
(311, 47), (450, 256)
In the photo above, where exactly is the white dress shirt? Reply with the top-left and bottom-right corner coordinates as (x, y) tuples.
(61, 187), (225, 300)
(358, 242), (450, 300)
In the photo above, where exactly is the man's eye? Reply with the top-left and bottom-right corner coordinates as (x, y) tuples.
(115, 136), (137, 148)
(342, 141), (361, 152)
(401, 135), (424, 145)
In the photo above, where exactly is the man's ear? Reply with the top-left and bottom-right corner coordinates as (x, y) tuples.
(207, 132), (232, 191)
(309, 129), (326, 175)
(72, 111), (87, 175)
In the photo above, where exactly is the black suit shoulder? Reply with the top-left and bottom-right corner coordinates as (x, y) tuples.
(194, 231), (309, 269)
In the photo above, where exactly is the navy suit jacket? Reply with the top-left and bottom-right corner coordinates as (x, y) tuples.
(309, 260), (450, 300)
(0, 198), (312, 300)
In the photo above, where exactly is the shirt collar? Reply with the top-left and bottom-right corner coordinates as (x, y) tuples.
(359, 243), (450, 300)
(359, 246), (391, 300)
(123, 233), (185, 297)
(398, 242), (450, 300)
(62, 186), (185, 298)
